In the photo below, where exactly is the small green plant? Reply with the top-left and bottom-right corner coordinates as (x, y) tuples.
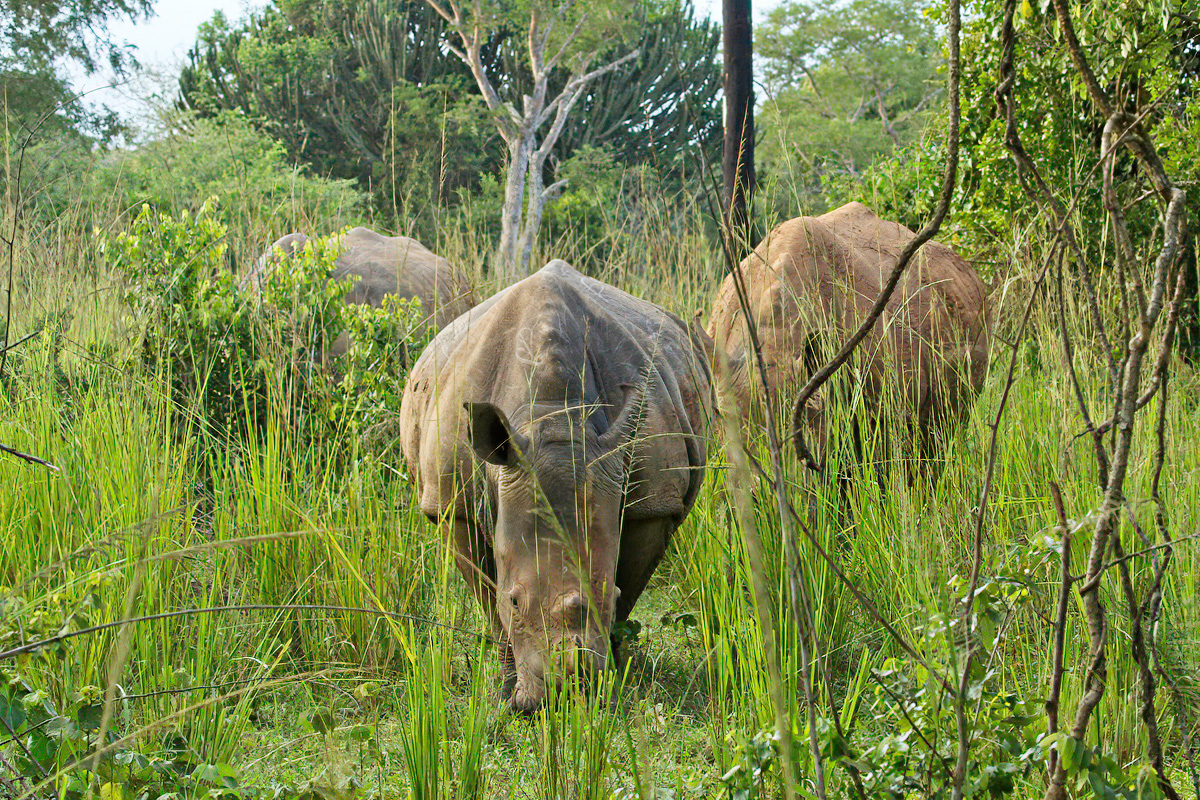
(335, 294), (435, 439)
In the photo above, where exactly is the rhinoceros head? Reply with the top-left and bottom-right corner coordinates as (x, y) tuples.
(464, 390), (643, 712)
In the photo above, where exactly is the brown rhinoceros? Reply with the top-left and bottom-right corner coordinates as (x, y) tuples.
(400, 260), (712, 711)
(707, 201), (991, 462)
(245, 227), (475, 329)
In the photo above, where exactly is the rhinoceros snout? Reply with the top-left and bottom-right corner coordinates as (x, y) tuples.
(506, 637), (609, 714)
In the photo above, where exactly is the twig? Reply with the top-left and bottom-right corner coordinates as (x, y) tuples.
(950, 203), (1059, 800)
(701, 128), (815, 800)
(0, 603), (491, 661)
(789, 0), (962, 471)
(0, 329), (39, 356)
(1076, 532), (1200, 590)
(1046, 483), (1073, 780)
(0, 442), (59, 472)
(872, 671), (956, 786)
(993, 0), (1119, 389)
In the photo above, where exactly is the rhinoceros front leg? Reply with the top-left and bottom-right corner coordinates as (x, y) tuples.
(613, 517), (675, 622)
(446, 517), (516, 697)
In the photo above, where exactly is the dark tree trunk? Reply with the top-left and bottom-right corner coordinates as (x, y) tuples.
(1179, 236), (1199, 363)
(723, 0), (755, 252)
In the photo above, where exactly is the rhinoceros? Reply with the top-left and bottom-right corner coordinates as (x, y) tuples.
(244, 227), (475, 329)
(707, 201), (991, 462)
(400, 260), (712, 711)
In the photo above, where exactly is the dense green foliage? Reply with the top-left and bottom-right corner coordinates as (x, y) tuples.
(177, 0), (721, 233)
(756, 0), (941, 213)
(99, 201), (431, 442)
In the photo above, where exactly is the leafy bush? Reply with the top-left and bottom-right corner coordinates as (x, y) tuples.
(92, 111), (365, 236)
(713, 535), (1174, 800)
(98, 200), (430, 443)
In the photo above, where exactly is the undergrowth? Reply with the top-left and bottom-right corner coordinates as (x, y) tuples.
(0, 188), (1196, 799)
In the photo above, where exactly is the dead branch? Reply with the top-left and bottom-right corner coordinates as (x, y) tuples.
(0, 442), (60, 472)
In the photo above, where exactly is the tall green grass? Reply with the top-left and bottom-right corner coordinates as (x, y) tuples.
(1, 166), (1197, 799)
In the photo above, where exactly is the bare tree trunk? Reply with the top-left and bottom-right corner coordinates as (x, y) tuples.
(872, 82), (901, 146)
(428, 1), (638, 283)
(723, 0), (754, 252)
(519, 148), (547, 274)
(498, 132), (534, 283)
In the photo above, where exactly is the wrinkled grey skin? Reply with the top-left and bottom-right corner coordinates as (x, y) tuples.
(708, 202), (991, 464)
(399, 261), (712, 712)
(243, 227), (476, 329)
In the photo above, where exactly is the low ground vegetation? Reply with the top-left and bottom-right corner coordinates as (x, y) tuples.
(3, 0), (1199, 796)
(0, 172), (1197, 797)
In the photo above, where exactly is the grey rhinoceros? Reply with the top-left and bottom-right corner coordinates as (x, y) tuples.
(399, 261), (713, 712)
(245, 227), (475, 329)
(707, 201), (991, 462)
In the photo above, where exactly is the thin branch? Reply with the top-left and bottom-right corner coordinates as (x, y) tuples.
(0, 442), (60, 472)
(994, 0), (1119, 388)
(536, 48), (640, 130)
(0, 603), (491, 661)
(1075, 531), (1200, 590)
(0, 329), (39, 356)
(1046, 483), (1073, 780)
(702, 128), (823, 800)
(1095, 268), (1189, 435)
(873, 672), (956, 785)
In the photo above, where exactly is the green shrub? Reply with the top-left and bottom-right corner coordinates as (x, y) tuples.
(98, 200), (429, 444)
(95, 111), (365, 233)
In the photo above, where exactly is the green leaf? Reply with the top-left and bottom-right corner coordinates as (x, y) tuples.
(308, 709), (334, 736)
(1060, 736), (1083, 773)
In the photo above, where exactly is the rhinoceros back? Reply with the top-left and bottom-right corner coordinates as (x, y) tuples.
(332, 228), (475, 327)
(400, 260), (712, 522)
(243, 227), (475, 330)
(708, 201), (990, 437)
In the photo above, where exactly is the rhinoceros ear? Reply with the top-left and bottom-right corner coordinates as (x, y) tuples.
(464, 402), (526, 467)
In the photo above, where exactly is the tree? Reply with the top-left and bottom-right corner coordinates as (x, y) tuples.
(755, 0), (940, 208)
(948, 0), (1200, 357)
(723, 0), (754, 249)
(179, 2), (494, 229)
(179, 0), (721, 249)
(2, 0), (150, 139)
(425, 0), (641, 279)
